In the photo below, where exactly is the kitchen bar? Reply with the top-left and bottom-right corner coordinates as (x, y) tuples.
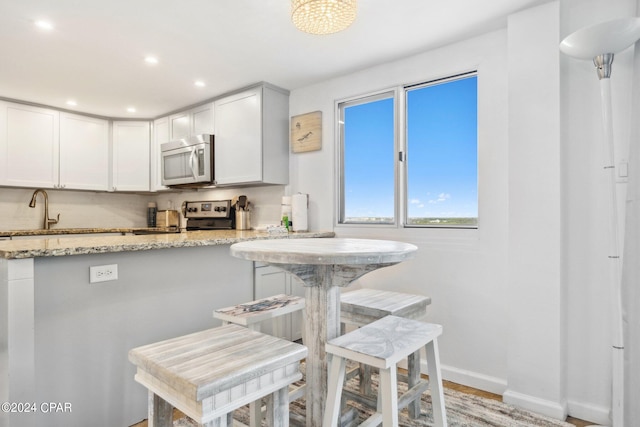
(0, 230), (334, 427)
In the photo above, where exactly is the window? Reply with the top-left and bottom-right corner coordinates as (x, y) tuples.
(339, 92), (396, 224)
(338, 72), (477, 228)
(405, 74), (478, 227)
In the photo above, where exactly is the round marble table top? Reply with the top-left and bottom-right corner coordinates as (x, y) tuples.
(230, 237), (417, 265)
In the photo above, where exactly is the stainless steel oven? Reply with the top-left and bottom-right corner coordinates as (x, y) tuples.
(161, 134), (214, 187)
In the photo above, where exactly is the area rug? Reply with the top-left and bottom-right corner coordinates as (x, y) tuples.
(173, 364), (573, 427)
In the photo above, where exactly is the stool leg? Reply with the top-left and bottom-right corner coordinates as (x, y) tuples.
(149, 391), (173, 427)
(202, 417), (227, 427)
(266, 386), (289, 427)
(425, 338), (447, 427)
(323, 353), (346, 427)
(249, 399), (262, 427)
(359, 364), (373, 395)
(379, 366), (399, 427)
(407, 350), (421, 419)
(247, 324), (263, 427)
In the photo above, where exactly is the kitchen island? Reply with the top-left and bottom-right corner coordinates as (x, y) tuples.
(0, 229), (334, 427)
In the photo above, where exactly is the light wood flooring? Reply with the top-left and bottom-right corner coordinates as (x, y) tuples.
(130, 380), (592, 427)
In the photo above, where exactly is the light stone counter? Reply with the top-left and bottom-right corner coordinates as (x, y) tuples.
(0, 229), (335, 259)
(0, 227), (163, 237)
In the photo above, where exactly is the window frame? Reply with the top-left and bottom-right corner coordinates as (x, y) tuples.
(335, 70), (478, 230)
(402, 71), (478, 229)
(336, 88), (399, 227)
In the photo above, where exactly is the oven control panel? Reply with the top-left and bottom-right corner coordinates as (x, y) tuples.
(184, 200), (232, 219)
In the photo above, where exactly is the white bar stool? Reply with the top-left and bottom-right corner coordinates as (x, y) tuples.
(340, 289), (431, 418)
(324, 315), (447, 427)
(213, 294), (306, 427)
(128, 324), (307, 427)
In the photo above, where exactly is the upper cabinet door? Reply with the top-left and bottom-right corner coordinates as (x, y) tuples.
(112, 121), (150, 192)
(214, 84), (289, 186)
(59, 113), (109, 191)
(169, 103), (214, 141)
(169, 112), (190, 141)
(191, 103), (214, 135)
(0, 102), (59, 188)
(214, 88), (263, 185)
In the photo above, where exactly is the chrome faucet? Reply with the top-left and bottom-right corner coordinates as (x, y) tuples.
(28, 189), (60, 230)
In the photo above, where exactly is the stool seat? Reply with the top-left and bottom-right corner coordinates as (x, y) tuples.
(341, 289), (430, 327)
(328, 316), (442, 369)
(129, 324), (307, 426)
(214, 294), (305, 330)
(324, 316), (447, 427)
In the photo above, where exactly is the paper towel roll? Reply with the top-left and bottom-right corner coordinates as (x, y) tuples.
(291, 193), (308, 232)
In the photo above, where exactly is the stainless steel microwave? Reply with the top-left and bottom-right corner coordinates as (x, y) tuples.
(161, 134), (214, 187)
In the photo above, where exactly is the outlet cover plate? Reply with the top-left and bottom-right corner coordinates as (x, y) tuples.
(89, 264), (118, 283)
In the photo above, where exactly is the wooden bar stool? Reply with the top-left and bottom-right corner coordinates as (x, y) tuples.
(128, 324), (307, 427)
(214, 294), (305, 337)
(340, 289), (431, 418)
(324, 315), (447, 427)
(213, 294), (306, 427)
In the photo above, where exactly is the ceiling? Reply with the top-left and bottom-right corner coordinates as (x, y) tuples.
(0, 0), (551, 119)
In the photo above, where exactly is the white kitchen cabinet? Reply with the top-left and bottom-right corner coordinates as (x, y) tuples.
(254, 263), (304, 341)
(0, 102), (110, 191)
(59, 113), (109, 191)
(150, 116), (170, 192)
(169, 102), (214, 140)
(0, 101), (59, 188)
(111, 121), (150, 192)
(213, 84), (289, 186)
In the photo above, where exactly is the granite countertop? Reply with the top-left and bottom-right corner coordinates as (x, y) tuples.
(0, 227), (172, 237)
(0, 229), (336, 260)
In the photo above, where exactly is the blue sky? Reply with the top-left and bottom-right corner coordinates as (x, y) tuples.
(343, 76), (477, 220)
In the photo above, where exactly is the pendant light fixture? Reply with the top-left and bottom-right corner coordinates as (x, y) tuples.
(291, 0), (357, 35)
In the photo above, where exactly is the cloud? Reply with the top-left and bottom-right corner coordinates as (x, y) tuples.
(429, 193), (451, 204)
(410, 198), (425, 209)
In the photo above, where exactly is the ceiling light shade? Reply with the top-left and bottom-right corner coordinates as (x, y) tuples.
(291, 0), (357, 35)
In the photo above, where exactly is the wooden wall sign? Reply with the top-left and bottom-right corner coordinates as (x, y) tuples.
(291, 111), (322, 153)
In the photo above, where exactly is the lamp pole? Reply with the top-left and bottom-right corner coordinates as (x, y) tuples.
(560, 17), (640, 427)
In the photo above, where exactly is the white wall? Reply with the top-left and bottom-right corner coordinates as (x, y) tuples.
(290, 0), (638, 423)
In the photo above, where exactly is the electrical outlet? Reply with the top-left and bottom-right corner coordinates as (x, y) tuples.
(89, 264), (118, 283)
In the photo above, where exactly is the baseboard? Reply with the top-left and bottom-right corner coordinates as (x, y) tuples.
(441, 364), (507, 396)
(503, 389), (567, 420)
(408, 356), (608, 425)
(402, 358), (507, 396)
(566, 399), (610, 426)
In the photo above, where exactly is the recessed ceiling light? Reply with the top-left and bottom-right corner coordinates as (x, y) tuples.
(66, 100), (77, 107)
(194, 80), (206, 88)
(34, 20), (54, 31)
(144, 56), (158, 65)
(127, 107), (136, 113)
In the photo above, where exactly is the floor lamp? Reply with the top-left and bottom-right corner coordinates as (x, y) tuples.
(560, 17), (640, 427)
